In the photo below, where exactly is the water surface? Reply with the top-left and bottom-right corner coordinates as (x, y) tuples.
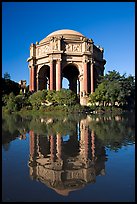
(2, 112), (135, 202)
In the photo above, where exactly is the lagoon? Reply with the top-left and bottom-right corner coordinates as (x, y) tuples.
(2, 112), (135, 202)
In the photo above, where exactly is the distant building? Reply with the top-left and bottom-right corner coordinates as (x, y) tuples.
(19, 80), (26, 93)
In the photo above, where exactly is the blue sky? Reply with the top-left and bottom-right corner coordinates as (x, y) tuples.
(2, 2), (135, 85)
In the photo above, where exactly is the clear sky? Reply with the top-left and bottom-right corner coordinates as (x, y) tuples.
(2, 2), (135, 85)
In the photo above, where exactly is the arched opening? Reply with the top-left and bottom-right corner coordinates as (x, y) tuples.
(62, 64), (80, 95)
(38, 65), (50, 90)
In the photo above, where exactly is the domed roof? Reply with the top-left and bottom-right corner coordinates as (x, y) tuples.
(39, 29), (84, 44)
(47, 29), (84, 37)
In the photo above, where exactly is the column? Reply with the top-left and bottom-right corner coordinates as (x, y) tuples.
(79, 76), (83, 97)
(29, 68), (32, 91)
(91, 62), (94, 94)
(56, 60), (62, 91)
(50, 61), (53, 90)
(83, 62), (88, 94)
(31, 65), (35, 91)
(36, 74), (39, 91)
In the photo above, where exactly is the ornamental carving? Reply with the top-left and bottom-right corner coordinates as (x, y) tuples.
(65, 44), (81, 52)
(53, 38), (58, 50)
(86, 43), (91, 51)
(37, 45), (50, 56)
(45, 45), (50, 52)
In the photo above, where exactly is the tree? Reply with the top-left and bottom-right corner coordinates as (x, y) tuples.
(54, 89), (77, 106)
(4, 72), (11, 80)
(89, 70), (135, 109)
(2, 78), (20, 96)
(29, 90), (48, 109)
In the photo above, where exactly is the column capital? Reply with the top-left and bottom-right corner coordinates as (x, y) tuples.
(82, 59), (89, 63)
(49, 59), (53, 63)
(56, 58), (62, 63)
(91, 59), (95, 64)
(31, 65), (35, 68)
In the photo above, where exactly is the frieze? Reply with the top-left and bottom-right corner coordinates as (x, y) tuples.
(37, 44), (50, 56)
(65, 43), (82, 52)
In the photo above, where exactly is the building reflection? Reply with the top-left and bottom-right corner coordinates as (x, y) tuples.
(28, 118), (107, 196)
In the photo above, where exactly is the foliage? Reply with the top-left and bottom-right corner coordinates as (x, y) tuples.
(2, 77), (20, 96)
(29, 90), (48, 109)
(28, 89), (78, 110)
(2, 70), (135, 113)
(89, 70), (135, 109)
(54, 89), (77, 106)
(4, 72), (11, 80)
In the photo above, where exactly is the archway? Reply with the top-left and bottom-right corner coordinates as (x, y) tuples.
(38, 65), (50, 90)
(62, 64), (80, 95)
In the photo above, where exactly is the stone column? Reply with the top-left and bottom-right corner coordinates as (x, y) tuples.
(29, 68), (32, 91)
(79, 75), (83, 97)
(56, 60), (62, 91)
(50, 61), (53, 90)
(83, 62), (88, 94)
(31, 65), (35, 91)
(36, 74), (39, 91)
(91, 62), (94, 93)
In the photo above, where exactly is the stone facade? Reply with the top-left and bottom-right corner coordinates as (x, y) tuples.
(27, 29), (106, 105)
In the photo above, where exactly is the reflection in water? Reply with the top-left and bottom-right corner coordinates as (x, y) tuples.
(2, 112), (135, 201)
(28, 118), (107, 196)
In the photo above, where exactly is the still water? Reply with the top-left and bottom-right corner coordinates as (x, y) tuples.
(2, 112), (135, 202)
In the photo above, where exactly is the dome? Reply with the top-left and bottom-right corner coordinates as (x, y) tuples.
(39, 29), (84, 44)
(47, 29), (84, 37)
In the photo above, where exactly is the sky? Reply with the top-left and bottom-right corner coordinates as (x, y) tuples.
(2, 2), (135, 86)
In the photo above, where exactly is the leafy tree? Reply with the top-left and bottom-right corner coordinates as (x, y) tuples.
(29, 90), (48, 109)
(46, 90), (56, 103)
(2, 78), (20, 96)
(54, 89), (77, 106)
(5, 92), (17, 112)
(14, 95), (30, 111)
(2, 94), (9, 106)
(89, 70), (135, 109)
(4, 72), (11, 80)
